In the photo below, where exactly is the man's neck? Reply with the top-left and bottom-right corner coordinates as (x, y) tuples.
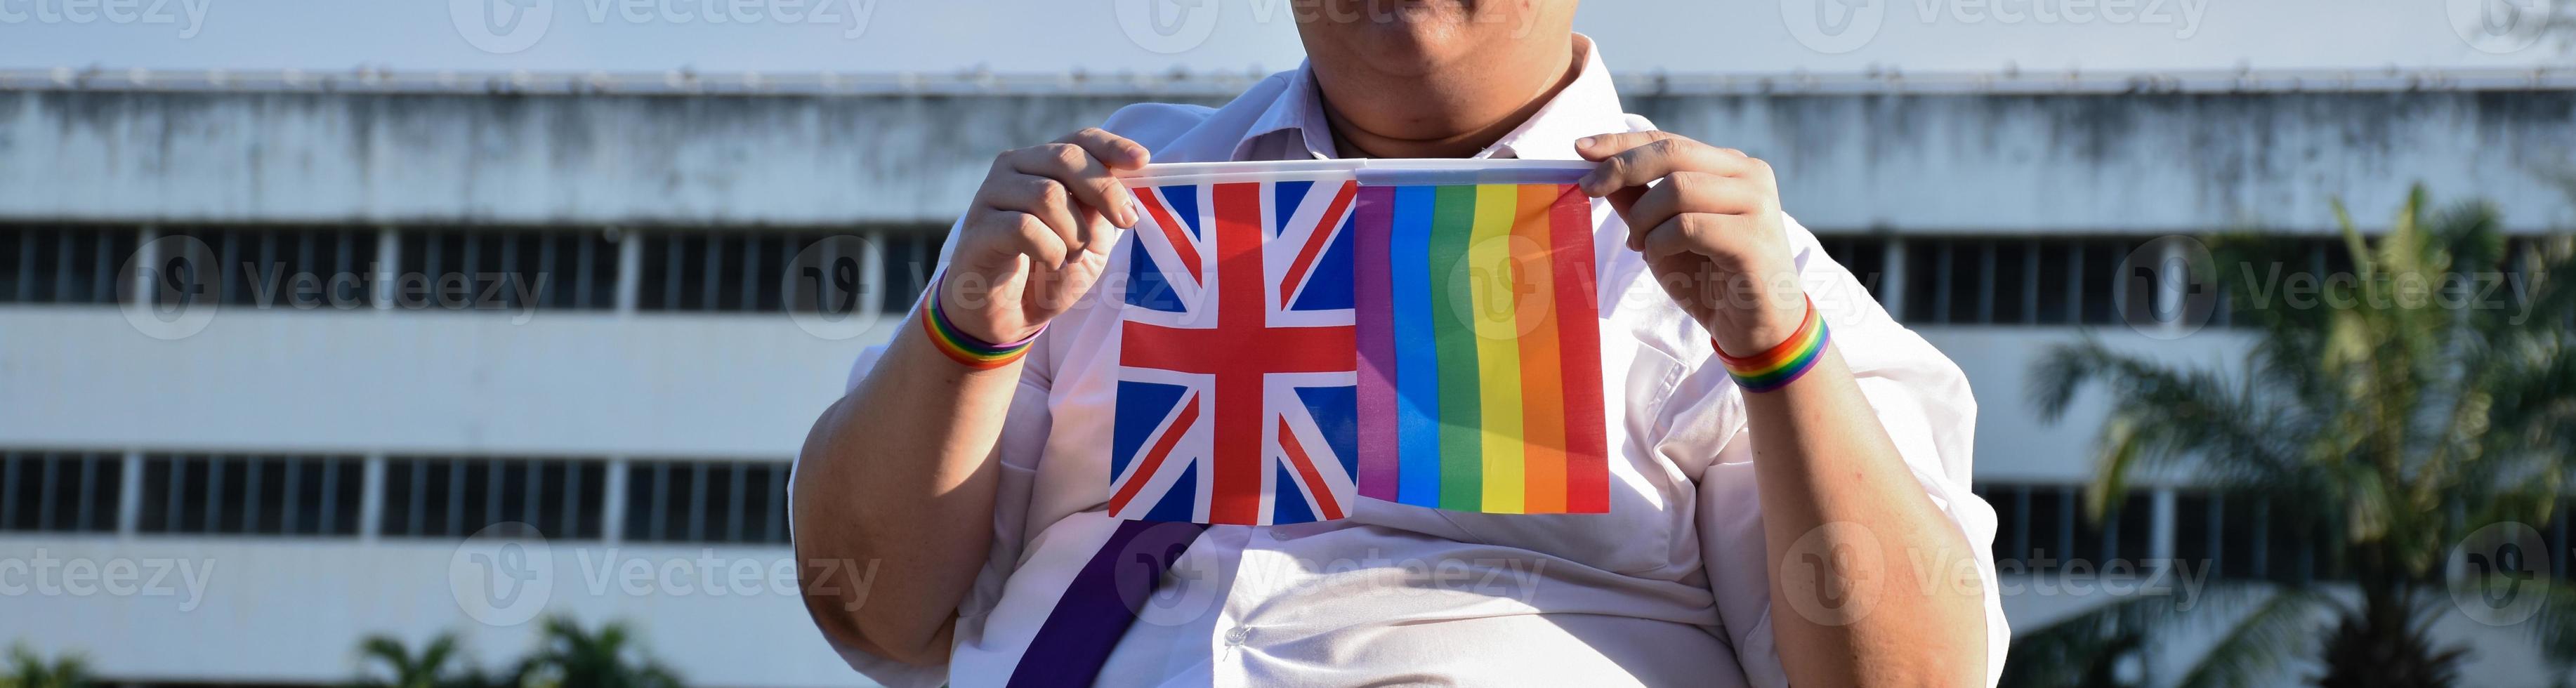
(1317, 35), (1587, 159)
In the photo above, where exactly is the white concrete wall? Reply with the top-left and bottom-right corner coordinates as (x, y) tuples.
(4, 87), (2570, 232)
(0, 306), (892, 458)
(1918, 326), (2259, 483)
(0, 535), (850, 687)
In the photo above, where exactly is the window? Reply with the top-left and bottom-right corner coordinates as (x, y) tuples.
(623, 460), (792, 544)
(2214, 236), (2375, 329)
(1980, 483), (2081, 574)
(2184, 494), (2349, 585)
(876, 231), (945, 314)
(1944, 239), (1980, 324)
(2173, 490), (2219, 575)
(2212, 493), (2267, 579)
(382, 456), (607, 540)
(2035, 239), (2076, 324)
(2082, 238), (2140, 325)
(0, 451), (122, 533)
(136, 454), (362, 536)
(1895, 236), (2193, 326)
(634, 228), (944, 314)
(1992, 240), (2032, 324)
(2105, 492), (2155, 566)
(1903, 239), (1944, 322)
(144, 227), (378, 308)
(1814, 236), (1888, 300)
(1977, 484), (2020, 569)
(397, 228), (617, 311)
(636, 231), (817, 312)
(0, 225), (138, 305)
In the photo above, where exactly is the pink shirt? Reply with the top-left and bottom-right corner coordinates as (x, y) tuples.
(802, 38), (2009, 687)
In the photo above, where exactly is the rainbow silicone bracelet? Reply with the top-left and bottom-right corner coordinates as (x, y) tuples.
(1714, 298), (1830, 393)
(920, 274), (1042, 370)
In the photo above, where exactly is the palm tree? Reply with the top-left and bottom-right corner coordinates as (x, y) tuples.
(4, 645), (89, 688)
(517, 616), (681, 688)
(354, 633), (515, 688)
(2011, 186), (2576, 687)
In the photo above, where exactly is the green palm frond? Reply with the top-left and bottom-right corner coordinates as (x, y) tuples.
(2023, 184), (2576, 687)
(2029, 339), (2304, 502)
(2174, 588), (2329, 688)
(353, 633), (486, 688)
(523, 616), (682, 688)
(6, 645), (91, 688)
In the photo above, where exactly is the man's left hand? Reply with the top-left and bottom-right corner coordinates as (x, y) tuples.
(1576, 131), (1808, 357)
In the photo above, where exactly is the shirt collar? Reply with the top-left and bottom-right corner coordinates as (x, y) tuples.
(1233, 33), (1627, 162)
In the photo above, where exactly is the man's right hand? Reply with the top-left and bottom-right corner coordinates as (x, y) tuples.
(941, 128), (1151, 345)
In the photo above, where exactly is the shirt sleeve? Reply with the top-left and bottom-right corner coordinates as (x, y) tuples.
(785, 217), (1057, 688)
(1687, 215), (2011, 687)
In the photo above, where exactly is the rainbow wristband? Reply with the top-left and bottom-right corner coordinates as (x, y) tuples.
(1714, 298), (1830, 393)
(919, 275), (1041, 370)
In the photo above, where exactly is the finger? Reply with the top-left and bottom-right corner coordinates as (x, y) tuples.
(1639, 213), (1753, 264)
(997, 211), (1071, 270)
(1622, 172), (1768, 251)
(1575, 135), (1761, 198)
(1058, 128), (1150, 229)
(1056, 127), (1150, 170)
(1075, 202), (1119, 258)
(1574, 131), (1682, 161)
(983, 173), (1087, 260)
(1008, 143), (1137, 229)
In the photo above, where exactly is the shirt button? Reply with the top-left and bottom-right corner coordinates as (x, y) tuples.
(1224, 626), (1250, 646)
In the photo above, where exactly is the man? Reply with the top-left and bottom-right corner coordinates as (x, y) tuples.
(793, 1), (2006, 685)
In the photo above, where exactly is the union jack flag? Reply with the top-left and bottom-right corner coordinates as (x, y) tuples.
(1109, 178), (1362, 525)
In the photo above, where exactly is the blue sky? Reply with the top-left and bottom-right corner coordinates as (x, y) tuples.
(0, 0), (2565, 74)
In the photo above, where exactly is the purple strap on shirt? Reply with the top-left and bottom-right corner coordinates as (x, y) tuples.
(1006, 519), (1208, 688)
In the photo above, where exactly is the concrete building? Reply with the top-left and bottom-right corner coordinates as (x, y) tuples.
(2, 65), (2572, 686)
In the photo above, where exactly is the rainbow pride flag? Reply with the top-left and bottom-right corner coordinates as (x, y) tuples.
(1350, 182), (1610, 515)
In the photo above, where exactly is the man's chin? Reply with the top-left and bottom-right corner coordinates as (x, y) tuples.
(1342, 23), (1486, 76)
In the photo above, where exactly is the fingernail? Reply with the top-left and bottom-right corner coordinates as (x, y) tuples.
(1120, 207), (1138, 227)
(1576, 137), (1595, 149)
